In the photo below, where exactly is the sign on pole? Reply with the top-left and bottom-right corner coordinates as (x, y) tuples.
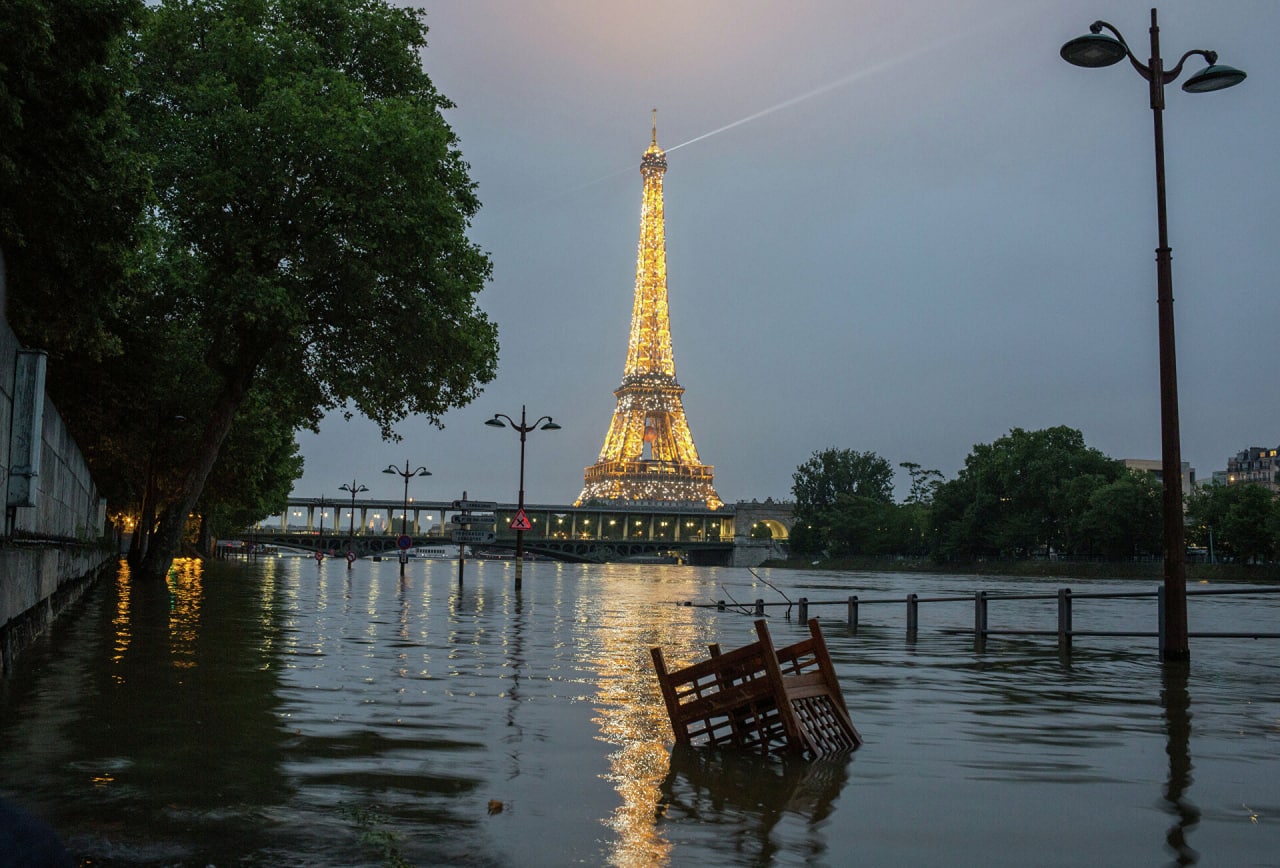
(397, 534), (413, 550)
(452, 529), (497, 544)
(452, 500), (496, 511)
(451, 514), (495, 525)
(509, 509), (532, 532)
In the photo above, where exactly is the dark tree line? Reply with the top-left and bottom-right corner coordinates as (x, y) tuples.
(791, 427), (1280, 564)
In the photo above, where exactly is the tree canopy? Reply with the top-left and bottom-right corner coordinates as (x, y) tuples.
(3, 0), (499, 579)
(793, 448), (894, 517)
(930, 426), (1130, 561)
(789, 448), (897, 556)
(1186, 482), (1280, 564)
(0, 0), (147, 352)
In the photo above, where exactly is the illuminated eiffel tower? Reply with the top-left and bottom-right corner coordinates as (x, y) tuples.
(577, 114), (722, 509)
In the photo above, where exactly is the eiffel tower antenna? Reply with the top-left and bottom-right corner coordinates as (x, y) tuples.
(576, 117), (722, 508)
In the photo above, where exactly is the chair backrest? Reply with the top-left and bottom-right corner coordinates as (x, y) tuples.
(652, 617), (861, 756)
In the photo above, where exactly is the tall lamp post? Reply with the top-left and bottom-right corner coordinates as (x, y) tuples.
(1061, 9), (1245, 661)
(339, 479), (368, 562)
(485, 405), (561, 585)
(384, 461), (430, 575)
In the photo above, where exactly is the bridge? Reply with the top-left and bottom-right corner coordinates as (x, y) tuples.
(240, 497), (795, 566)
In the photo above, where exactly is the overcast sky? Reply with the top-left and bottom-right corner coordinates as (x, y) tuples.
(291, 0), (1279, 509)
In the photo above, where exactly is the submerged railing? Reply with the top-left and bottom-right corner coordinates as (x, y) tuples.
(699, 586), (1280, 654)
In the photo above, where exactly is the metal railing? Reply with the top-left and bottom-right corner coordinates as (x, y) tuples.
(701, 585), (1280, 654)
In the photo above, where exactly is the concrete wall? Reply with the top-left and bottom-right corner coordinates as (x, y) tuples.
(1, 253), (113, 673)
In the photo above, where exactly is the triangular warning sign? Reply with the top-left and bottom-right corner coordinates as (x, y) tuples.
(509, 509), (532, 531)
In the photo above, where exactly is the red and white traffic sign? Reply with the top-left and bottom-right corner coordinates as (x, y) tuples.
(509, 509), (532, 531)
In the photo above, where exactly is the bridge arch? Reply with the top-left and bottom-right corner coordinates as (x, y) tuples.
(732, 500), (795, 541)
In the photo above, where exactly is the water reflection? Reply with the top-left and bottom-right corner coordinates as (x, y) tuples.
(658, 745), (848, 863)
(587, 567), (715, 867)
(504, 584), (526, 781)
(1162, 661), (1199, 865)
(43, 559), (293, 861)
(3, 562), (1278, 866)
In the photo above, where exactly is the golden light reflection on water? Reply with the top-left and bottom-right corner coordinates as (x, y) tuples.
(167, 558), (204, 669)
(111, 558), (209, 676)
(585, 574), (720, 868)
(111, 560), (133, 675)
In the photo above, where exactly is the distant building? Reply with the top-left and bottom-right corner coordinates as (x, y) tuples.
(1224, 446), (1280, 493)
(1123, 458), (1195, 494)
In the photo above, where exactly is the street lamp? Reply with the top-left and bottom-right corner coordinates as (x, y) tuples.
(338, 479), (368, 561)
(485, 405), (561, 584)
(1061, 9), (1244, 662)
(383, 461), (430, 575)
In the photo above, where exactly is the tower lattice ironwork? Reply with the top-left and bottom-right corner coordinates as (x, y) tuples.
(577, 115), (722, 509)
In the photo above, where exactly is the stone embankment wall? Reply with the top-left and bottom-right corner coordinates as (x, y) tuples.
(1, 257), (112, 674)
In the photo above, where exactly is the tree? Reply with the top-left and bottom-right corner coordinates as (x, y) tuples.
(1187, 482), (1279, 563)
(789, 448), (895, 559)
(123, 0), (498, 581)
(0, 0), (147, 354)
(1073, 470), (1162, 560)
(195, 385), (306, 551)
(787, 521), (825, 557)
(792, 448), (894, 519)
(931, 426), (1122, 561)
(900, 462), (944, 506)
(825, 494), (898, 557)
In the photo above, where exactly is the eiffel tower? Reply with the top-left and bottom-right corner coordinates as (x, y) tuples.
(577, 114), (722, 509)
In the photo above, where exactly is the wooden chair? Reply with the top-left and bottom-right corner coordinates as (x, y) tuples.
(651, 618), (861, 759)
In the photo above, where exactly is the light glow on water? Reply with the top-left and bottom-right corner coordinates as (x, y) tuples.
(0, 559), (1278, 866)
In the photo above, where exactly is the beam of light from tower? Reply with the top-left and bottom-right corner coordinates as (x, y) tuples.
(496, 5), (1032, 214)
(666, 8), (1029, 153)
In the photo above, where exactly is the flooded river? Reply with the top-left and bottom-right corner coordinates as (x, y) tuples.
(1, 557), (1277, 866)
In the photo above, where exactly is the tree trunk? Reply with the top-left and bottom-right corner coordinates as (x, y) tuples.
(136, 364), (255, 582)
(197, 514), (214, 557)
(127, 468), (156, 568)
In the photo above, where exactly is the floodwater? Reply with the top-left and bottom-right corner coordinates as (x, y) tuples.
(1, 557), (1278, 866)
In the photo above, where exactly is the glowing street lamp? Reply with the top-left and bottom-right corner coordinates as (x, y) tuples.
(383, 461), (430, 575)
(1061, 8), (1244, 662)
(485, 405), (561, 585)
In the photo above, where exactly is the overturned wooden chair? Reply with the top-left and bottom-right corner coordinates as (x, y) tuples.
(651, 618), (862, 759)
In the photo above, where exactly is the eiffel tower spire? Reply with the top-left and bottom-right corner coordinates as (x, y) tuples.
(577, 116), (722, 508)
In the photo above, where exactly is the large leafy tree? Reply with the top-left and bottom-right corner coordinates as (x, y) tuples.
(0, 0), (146, 351)
(1186, 482), (1279, 564)
(931, 426), (1122, 561)
(123, 0), (498, 580)
(792, 448), (894, 518)
(790, 448), (894, 556)
(1072, 470), (1163, 560)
